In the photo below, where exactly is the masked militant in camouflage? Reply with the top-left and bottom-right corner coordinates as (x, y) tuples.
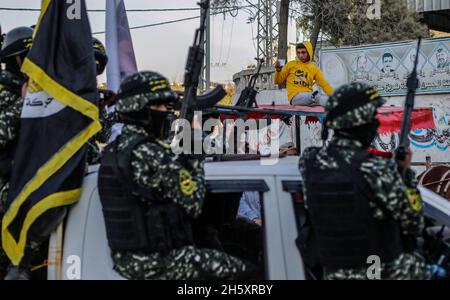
(98, 71), (253, 279)
(299, 82), (430, 280)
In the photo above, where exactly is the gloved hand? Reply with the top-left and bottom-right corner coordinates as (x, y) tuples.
(98, 89), (117, 109)
(177, 153), (204, 171)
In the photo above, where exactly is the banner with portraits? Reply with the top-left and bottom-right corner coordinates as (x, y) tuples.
(319, 37), (450, 96)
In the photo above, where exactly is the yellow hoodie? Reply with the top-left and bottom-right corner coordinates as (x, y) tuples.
(274, 41), (334, 102)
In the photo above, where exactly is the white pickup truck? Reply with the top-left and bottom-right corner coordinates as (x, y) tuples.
(45, 156), (450, 280)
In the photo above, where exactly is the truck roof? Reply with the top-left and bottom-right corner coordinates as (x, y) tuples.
(87, 156), (302, 178)
(205, 156), (301, 177)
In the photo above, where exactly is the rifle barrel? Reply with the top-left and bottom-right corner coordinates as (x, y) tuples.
(210, 105), (295, 118)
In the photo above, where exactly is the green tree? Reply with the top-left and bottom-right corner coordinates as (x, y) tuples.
(296, 0), (429, 50)
(213, 0), (429, 63)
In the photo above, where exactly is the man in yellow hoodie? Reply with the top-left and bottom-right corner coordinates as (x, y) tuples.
(274, 41), (334, 106)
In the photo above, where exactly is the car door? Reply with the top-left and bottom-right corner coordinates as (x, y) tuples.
(276, 176), (306, 279)
(203, 175), (291, 279)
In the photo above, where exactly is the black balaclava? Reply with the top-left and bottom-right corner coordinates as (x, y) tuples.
(96, 60), (106, 76)
(122, 108), (173, 140)
(4, 54), (25, 78)
(147, 109), (173, 139)
(335, 118), (380, 148)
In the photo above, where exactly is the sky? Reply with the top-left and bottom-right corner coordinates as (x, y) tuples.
(0, 0), (298, 84)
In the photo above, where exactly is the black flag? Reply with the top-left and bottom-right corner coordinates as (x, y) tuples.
(2, 0), (100, 265)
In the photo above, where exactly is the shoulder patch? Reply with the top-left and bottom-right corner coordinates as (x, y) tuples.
(406, 188), (422, 212)
(179, 168), (197, 196)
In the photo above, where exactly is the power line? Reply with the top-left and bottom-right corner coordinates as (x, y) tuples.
(92, 15), (201, 34)
(92, 6), (252, 35)
(211, 13), (215, 63)
(0, 5), (253, 36)
(0, 6), (242, 12)
(92, 16), (197, 35)
(225, 17), (236, 65)
(250, 21), (258, 54)
(218, 17), (225, 64)
(0, 7), (198, 12)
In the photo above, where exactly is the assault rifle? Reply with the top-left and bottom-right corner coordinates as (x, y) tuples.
(176, 0), (226, 157)
(204, 104), (294, 126)
(234, 58), (264, 108)
(396, 37), (422, 160)
(179, 0), (226, 124)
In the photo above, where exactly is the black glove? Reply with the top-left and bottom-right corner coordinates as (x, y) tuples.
(177, 153), (203, 171)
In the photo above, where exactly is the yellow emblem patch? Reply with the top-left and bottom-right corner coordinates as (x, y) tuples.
(406, 188), (422, 212)
(179, 168), (197, 196)
(24, 38), (33, 50)
(365, 88), (380, 101)
(148, 79), (169, 91)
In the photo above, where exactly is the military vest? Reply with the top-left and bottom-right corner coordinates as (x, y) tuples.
(98, 135), (193, 254)
(304, 146), (405, 270)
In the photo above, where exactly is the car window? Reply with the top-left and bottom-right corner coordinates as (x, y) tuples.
(192, 180), (268, 279)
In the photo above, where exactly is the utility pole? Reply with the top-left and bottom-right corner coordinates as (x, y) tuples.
(257, 0), (279, 67)
(206, 6), (211, 91)
(201, 7), (211, 91)
(277, 0), (289, 62)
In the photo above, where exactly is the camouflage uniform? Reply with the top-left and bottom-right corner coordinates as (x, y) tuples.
(299, 82), (430, 280)
(0, 70), (24, 276)
(104, 71), (251, 280)
(0, 77), (44, 278)
(86, 37), (113, 165)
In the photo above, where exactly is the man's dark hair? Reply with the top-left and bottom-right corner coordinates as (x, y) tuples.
(296, 43), (307, 50)
(382, 52), (393, 61)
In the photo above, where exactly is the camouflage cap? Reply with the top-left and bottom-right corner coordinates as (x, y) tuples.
(93, 38), (107, 58)
(324, 82), (385, 130)
(0, 26), (33, 60)
(93, 37), (108, 75)
(116, 71), (179, 113)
